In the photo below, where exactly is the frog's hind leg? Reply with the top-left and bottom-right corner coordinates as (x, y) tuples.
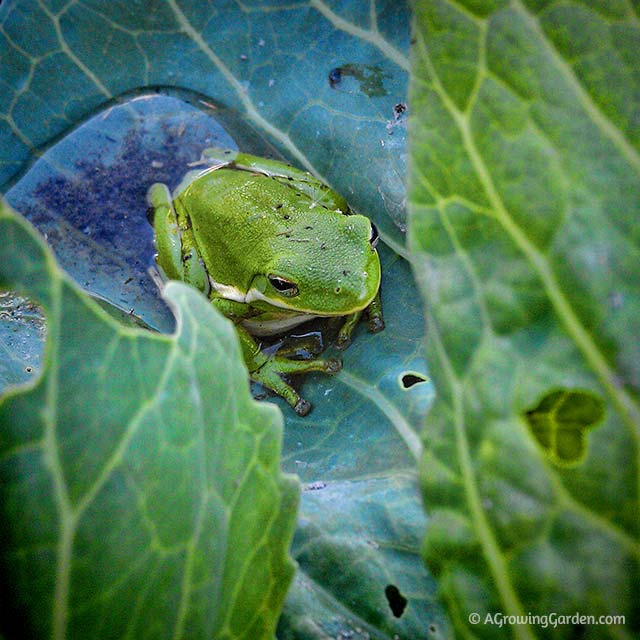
(147, 183), (184, 282)
(147, 182), (210, 294)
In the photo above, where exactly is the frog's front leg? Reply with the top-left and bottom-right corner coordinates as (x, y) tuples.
(365, 290), (385, 333)
(336, 290), (385, 349)
(211, 298), (341, 416)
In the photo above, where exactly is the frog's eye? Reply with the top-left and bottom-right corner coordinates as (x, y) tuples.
(268, 275), (299, 297)
(369, 223), (379, 249)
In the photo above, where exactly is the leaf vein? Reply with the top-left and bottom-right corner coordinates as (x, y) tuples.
(165, 0), (327, 180)
(513, 0), (640, 176)
(425, 305), (535, 639)
(339, 370), (423, 461)
(309, 0), (410, 72)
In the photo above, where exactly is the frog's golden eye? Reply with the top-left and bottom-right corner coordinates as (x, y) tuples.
(268, 275), (299, 297)
(369, 222), (379, 249)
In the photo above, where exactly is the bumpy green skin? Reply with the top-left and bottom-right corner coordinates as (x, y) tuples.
(148, 149), (383, 415)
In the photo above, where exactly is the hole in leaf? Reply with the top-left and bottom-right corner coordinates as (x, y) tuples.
(524, 388), (605, 467)
(384, 584), (407, 618)
(401, 372), (428, 389)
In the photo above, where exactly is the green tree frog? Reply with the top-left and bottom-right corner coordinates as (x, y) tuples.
(147, 149), (384, 416)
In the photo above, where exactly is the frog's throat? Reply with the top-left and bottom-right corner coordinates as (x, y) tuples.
(241, 313), (319, 336)
(209, 278), (374, 316)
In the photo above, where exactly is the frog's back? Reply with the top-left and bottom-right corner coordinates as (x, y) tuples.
(176, 168), (366, 294)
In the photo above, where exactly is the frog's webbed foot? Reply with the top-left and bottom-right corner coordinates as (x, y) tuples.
(254, 356), (342, 416)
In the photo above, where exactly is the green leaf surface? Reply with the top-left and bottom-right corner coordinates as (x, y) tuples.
(0, 1), (447, 638)
(0, 200), (299, 639)
(408, 0), (639, 638)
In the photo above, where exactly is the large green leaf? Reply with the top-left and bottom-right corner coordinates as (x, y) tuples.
(0, 200), (298, 639)
(409, 0), (639, 638)
(0, 1), (448, 638)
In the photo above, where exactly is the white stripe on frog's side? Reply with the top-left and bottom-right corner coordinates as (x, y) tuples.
(241, 313), (319, 336)
(208, 277), (301, 311)
(208, 278), (247, 302)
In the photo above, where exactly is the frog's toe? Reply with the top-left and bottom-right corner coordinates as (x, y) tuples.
(335, 334), (352, 350)
(294, 398), (312, 416)
(325, 357), (342, 374)
(368, 316), (385, 333)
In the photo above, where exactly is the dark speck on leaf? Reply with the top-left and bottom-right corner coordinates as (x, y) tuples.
(328, 67), (342, 88)
(394, 103), (407, 116)
(328, 63), (389, 97)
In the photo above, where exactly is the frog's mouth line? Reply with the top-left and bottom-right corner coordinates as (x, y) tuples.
(209, 277), (377, 316)
(246, 288), (374, 316)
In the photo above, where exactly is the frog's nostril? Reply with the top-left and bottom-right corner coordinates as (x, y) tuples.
(335, 286), (341, 294)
